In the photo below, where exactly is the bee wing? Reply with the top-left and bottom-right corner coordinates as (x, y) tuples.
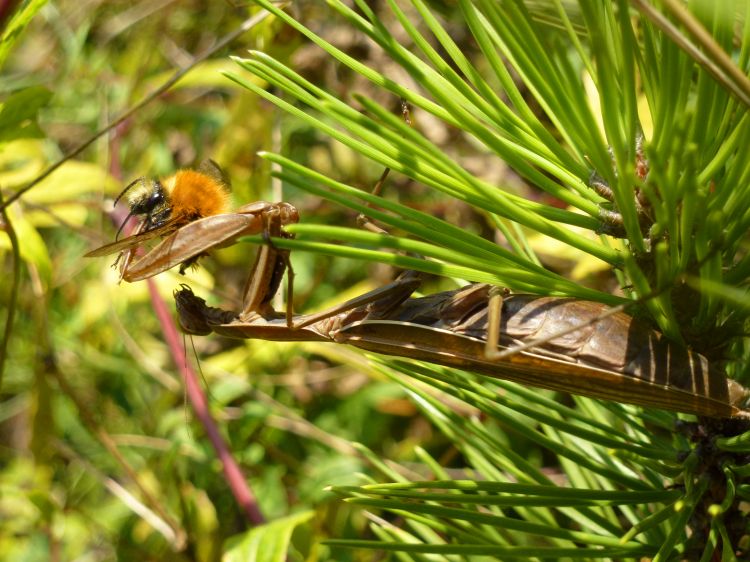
(84, 221), (179, 257)
(197, 159), (231, 192)
(123, 210), (267, 281)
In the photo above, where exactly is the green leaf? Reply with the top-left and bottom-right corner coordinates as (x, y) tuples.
(22, 160), (118, 203)
(0, 86), (52, 142)
(0, 0), (49, 71)
(222, 510), (315, 562)
(0, 139), (46, 187)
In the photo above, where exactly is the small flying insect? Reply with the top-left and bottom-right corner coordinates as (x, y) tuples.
(86, 160), (232, 278)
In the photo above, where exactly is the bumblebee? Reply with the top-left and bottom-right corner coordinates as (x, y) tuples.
(86, 159), (231, 261)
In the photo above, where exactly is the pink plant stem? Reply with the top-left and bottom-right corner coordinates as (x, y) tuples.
(147, 280), (265, 526)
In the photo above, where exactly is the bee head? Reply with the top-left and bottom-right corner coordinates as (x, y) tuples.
(130, 180), (167, 215)
(113, 178), (172, 239)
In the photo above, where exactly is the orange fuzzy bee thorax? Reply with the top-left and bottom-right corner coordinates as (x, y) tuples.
(164, 169), (231, 221)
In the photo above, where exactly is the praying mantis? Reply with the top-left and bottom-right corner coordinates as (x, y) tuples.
(173, 267), (750, 420)
(86, 165), (750, 420)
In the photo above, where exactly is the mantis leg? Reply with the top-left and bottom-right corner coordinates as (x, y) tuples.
(292, 271), (421, 330)
(241, 206), (294, 324)
(238, 101), (417, 329)
(356, 100), (412, 236)
(356, 167), (393, 235)
(484, 285), (510, 361)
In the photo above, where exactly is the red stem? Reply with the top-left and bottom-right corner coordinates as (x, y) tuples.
(147, 278), (265, 526)
(105, 128), (263, 526)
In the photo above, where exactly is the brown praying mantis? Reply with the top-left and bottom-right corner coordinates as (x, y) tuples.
(166, 204), (750, 419)
(85, 163), (750, 420)
(173, 265), (750, 420)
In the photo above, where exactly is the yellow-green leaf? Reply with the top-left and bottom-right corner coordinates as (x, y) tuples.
(223, 510), (315, 562)
(0, 207), (51, 285)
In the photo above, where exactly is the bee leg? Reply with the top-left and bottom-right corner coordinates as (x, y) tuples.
(178, 254), (206, 275)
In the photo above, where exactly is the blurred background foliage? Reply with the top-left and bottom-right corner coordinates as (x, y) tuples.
(1, 1), (506, 560)
(1, 1), (435, 560)
(1, 0), (750, 561)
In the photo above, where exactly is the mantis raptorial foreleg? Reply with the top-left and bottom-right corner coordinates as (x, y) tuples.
(232, 206), (416, 332)
(240, 205), (295, 326)
(175, 269), (422, 338)
(235, 103), (418, 329)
